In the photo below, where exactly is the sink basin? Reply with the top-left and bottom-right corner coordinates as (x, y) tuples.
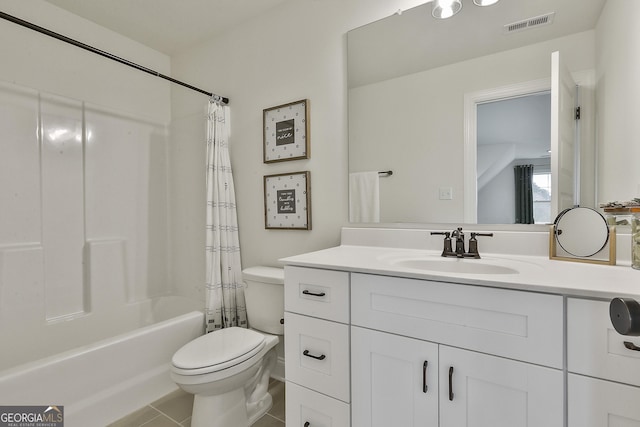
(389, 258), (520, 275)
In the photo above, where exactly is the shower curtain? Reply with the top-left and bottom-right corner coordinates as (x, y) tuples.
(205, 101), (248, 333)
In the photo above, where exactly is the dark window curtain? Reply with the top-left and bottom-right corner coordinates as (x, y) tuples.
(514, 164), (534, 224)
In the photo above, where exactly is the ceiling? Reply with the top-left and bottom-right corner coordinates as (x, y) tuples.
(43, 0), (607, 62)
(478, 92), (551, 159)
(348, 0), (607, 88)
(43, 0), (289, 55)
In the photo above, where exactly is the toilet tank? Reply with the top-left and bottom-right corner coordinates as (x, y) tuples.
(243, 266), (284, 335)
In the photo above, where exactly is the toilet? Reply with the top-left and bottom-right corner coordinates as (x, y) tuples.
(170, 266), (284, 427)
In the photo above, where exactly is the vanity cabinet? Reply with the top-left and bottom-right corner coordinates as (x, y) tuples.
(351, 273), (564, 427)
(567, 298), (640, 426)
(284, 267), (565, 427)
(284, 266), (351, 427)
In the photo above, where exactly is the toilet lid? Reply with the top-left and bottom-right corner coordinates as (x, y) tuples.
(172, 327), (265, 372)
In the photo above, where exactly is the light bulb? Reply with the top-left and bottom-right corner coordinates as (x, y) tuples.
(432, 0), (462, 19)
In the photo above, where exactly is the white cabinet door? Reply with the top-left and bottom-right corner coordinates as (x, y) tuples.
(440, 346), (563, 427)
(351, 326), (439, 427)
(569, 374), (640, 427)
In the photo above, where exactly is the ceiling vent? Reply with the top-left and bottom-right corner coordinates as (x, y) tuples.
(504, 12), (555, 34)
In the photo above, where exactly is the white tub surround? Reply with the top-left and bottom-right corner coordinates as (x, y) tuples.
(281, 227), (640, 427)
(0, 297), (203, 427)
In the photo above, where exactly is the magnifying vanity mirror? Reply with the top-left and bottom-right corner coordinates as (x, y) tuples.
(554, 207), (609, 257)
(347, 0), (638, 227)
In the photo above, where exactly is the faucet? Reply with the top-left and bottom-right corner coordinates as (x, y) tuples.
(431, 227), (493, 259)
(451, 227), (465, 256)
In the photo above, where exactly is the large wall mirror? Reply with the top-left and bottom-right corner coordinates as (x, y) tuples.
(348, 0), (638, 226)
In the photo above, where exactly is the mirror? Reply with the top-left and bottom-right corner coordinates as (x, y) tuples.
(348, 0), (614, 225)
(554, 207), (609, 257)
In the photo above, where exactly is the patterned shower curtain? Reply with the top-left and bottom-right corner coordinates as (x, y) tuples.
(205, 101), (248, 333)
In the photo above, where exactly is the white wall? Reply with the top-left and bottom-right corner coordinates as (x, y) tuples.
(169, 0), (427, 300)
(596, 0), (640, 203)
(350, 31), (595, 223)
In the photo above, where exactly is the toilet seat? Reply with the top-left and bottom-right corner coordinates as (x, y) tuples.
(172, 327), (266, 376)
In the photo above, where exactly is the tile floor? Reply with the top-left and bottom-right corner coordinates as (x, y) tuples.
(108, 379), (285, 427)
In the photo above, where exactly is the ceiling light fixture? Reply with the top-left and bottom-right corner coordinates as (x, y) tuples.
(432, 0), (500, 19)
(473, 0), (500, 6)
(432, 0), (463, 19)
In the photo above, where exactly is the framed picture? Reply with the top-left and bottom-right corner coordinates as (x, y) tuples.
(264, 171), (311, 230)
(263, 99), (309, 163)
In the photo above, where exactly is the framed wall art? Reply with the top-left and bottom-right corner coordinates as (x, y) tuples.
(264, 171), (311, 230)
(263, 99), (309, 163)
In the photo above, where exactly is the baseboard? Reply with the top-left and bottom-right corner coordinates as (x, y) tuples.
(271, 356), (285, 382)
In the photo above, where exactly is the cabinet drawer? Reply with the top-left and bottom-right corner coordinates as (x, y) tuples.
(286, 381), (350, 427)
(351, 273), (564, 368)
(284, 266), (350, 323)
(284, 312), (350, 402)
(568, 298), (640, 386)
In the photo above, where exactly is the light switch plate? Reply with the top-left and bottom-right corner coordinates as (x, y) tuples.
(439, 187), (453, 200)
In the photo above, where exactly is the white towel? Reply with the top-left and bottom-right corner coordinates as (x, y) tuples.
(349, 172), (380, 223)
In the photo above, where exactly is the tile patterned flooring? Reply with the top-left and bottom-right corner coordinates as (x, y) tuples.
(108, 379), (285, 427)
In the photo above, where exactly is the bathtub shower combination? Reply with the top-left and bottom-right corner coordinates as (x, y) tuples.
(0, 297), (203, 426)
(0, 81), (203, 425)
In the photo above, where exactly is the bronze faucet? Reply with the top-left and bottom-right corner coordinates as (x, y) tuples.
(431, 228), (493, 259)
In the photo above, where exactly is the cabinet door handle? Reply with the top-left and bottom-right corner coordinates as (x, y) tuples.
(303, 349), (326, 360)
(304, 423), (310, 427)
(302, 290), (326, 297)
(448, 366), (454, 401)
(624, 341), (640, 351)
(423, 360), (428, 393)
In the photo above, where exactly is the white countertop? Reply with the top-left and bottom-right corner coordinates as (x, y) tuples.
(281, 244), (640, 300)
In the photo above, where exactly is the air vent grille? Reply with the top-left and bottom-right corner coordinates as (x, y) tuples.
(504, 12), (555, 34)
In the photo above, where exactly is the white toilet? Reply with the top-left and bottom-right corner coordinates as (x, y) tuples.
(170, 266), (284, 427)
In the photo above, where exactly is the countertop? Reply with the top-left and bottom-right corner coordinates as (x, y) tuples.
(281, 244), (640, 300)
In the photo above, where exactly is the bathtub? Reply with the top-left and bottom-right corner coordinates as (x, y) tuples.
(0, 296), (204, 427)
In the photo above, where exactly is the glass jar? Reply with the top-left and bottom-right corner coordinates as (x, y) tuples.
(632, 209), (640, 270)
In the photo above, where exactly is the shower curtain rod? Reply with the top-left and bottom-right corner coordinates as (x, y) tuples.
(0, 11), (229, 105)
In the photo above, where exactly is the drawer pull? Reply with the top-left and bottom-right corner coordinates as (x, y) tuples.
(303, 349), (326, 360)
(304, 423), (310, 427)
(448, 366), (454, 401)
(624, 341), (640, 351)
(302, 290), (326, 297)
(423, 360), (429, 393)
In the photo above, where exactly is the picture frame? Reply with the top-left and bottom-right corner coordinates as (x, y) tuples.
(264, 171), (311, 230)
(263, 99), (309, 163)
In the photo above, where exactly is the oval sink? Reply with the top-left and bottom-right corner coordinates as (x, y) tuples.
(391, 258), (519, 275)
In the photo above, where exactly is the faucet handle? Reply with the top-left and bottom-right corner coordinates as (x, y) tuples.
(430, 231), (451, 237)
(471, 232), (494, 238)
(430, 231), (453, 256)
(467, 232), (493, 258)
